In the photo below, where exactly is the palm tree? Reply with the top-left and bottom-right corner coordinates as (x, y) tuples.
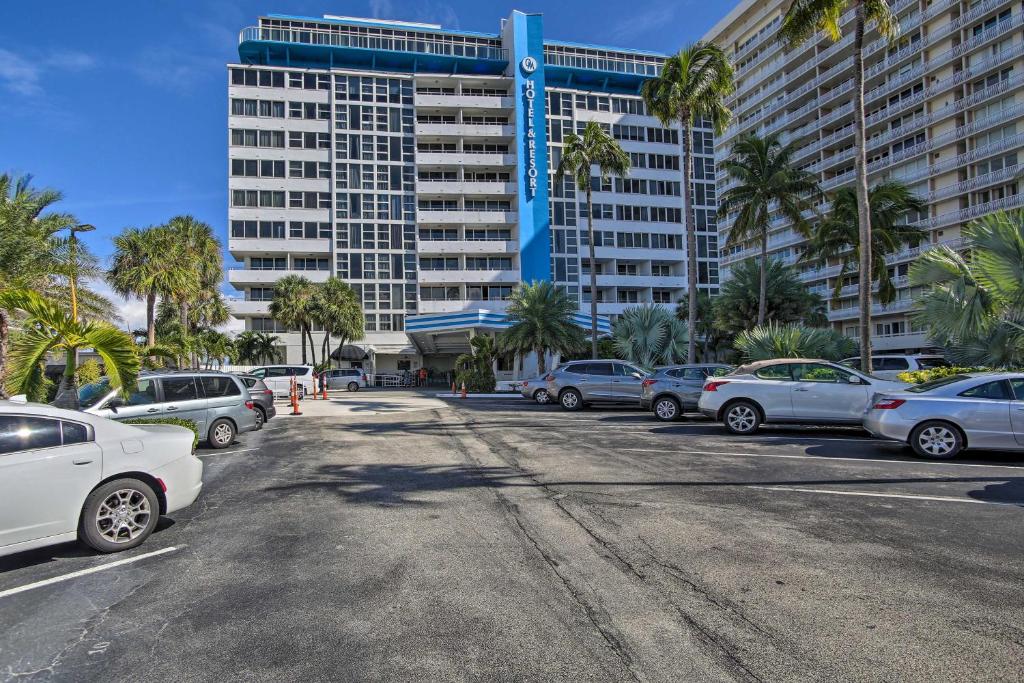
(235, 330), (281, 365)
(735, 321), (858, 362)
(642, 42), (734, 363)
(911, 210), (1024, 368)
(710, 258), (827, 337)
(611, 304), (688, 368)
(455, 334), (499, 392)
(309, 277), (364, 366)
(165, 216), (223, 367)
(268, 275), (316, 365)
(196, 329), (236, 369)
(781, 0), (901, 373)
(498, 281), (585, 375)
(802, 181), (924, 306)
(1, 289), (139, 408)
(555, 121), (630, 358)
(108, 226), (198, 348)
(717, 132), (822, 326)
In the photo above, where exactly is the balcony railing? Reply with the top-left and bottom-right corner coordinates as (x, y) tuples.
(543, 50), (662, 77)
(239, 26), (508, 61)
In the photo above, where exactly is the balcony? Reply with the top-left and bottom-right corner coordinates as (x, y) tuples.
(417, 240), (516, 255)
(415, 152), (516, 167)
(417, 299), (509, 314)
(414, 93), (514, 110)
(414, 123), (515, 138)
(828, 299), (916, 321)
(418, 269), (520, 284)
(594, 274), (686, 288)
(417, 209), (517, 225)
(227, 268), (331, 285)
(595, 246), (685, 261)
(415, 181), (516, 195)
(228, 300), (271, 317)
(228, 238), (331, 255)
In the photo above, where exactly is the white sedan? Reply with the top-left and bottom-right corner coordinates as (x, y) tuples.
(698, 358), (908, 435)
(0, 398), (203, 558)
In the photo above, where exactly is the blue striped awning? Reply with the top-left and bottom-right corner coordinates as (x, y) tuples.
(405, 309), (611, 335)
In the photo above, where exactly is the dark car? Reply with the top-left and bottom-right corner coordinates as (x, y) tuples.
(640, 364), (733, 421)
(237, 374), (277, 429)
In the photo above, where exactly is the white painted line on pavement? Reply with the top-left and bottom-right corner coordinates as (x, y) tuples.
(197, 447), (259, 458)
(560, 428), (870, 442)
(746, 486), (1021, 507)
(622, 447), (1024, 470)
(0, 546), (180, 600)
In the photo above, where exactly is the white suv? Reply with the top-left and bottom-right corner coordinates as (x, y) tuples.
(248, 365), (316, 398)
(840, 355), (948, 380)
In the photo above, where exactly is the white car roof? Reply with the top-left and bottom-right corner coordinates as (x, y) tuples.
(0, 400), (146, 436)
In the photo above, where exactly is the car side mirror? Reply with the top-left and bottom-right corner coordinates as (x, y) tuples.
(847, 375), (862, 384)
(631, 372), (643, 380)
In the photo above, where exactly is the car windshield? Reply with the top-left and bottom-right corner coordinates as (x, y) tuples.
(78, 379), (112, 409)
(916, 357), (949, 369)
(905, 374), (971, 393)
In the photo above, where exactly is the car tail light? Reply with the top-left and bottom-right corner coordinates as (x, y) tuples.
(156, 477), (167, 493)
(245, 400), (255, 410)
(522, 381), (529, 388)
(704, 380), (729, 392)
(872, 398), (906, 410)
(544, 374), (555, 381)
(641, 379), (656, 388)
(264, 389), (273, 396)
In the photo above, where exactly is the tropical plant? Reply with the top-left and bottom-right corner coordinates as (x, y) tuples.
(710, 258), (826, 338)
(196, 329), (237, 369)
(108, 225), (198, 348)
(268, 274), (317, 365)
(164, 216), (223, 367)
(235, 331), (281, 365)
(1, 289), (139, 409)
(717, 132), (822, 325)
(310, 277), (364, 366)
(555, 120), (630, 358)
(782, 0), (901, 373)
(611, 304), (688, 368)
(911, 210), (1024, 367)
(498, 281), (586, 375)
(642, 42), (734, 363)
(734, 321), (857, 362)
(803, 180), (924, 305)
(455, 334), (498, 393)
(75, 358), (103, 386)
(895, 366), (990, 384)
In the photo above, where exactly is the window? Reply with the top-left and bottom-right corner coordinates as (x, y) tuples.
(1009, 379), (1024, 399)
(584, 362), (614, 376)
(612, 363), (642, 377)
(875, 357), (910, 371)
(959, 380), (1012, 400)
(161, 377), (199, 402)
(200, 376), (242, 398)
(792, 363), (849, 383)
(0, 416), (62, 453)
(705, 367), (731, 378)
(125, 379), (158, 406)
(754, 364), (792, 380)
(62, 421), (90, 445)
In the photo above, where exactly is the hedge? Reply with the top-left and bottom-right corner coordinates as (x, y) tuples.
(121, 417), (200, 449)
(896, 366), (989, 384)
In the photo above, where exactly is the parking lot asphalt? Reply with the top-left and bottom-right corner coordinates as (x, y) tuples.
(1, 391), (1022, 681)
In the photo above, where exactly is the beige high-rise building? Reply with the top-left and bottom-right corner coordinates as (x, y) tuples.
(705, 0), (1023, 353)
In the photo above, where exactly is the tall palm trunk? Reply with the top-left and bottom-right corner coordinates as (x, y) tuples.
(299, 324), (308, 364)
(852, 0), (873, 374)
(536, 346), (546, 375)
(321, 331), (329, 368)
(585, 184), (599, 359)
(758, 226), (768, 326)
(179, 300), (197, 369)
(304, 326), (317, 366)
(52, 346), (80, 410)
(0, 309), (9, 399)
(146, 289), (157, 348)
(681, 113), (698, 363)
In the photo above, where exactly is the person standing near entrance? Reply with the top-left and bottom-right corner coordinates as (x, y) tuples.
(418, 367), (427, 387)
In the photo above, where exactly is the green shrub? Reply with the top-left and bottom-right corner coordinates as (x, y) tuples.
(455, 367), (495, 393)
(896, 366), (989, 384)
(75, 359), (103, 386)
(121, 417), (199, 449)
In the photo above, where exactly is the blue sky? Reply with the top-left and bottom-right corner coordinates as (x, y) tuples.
(0, 0), (723, 325)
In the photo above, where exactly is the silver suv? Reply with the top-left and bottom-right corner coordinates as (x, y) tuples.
(640, 364), (734, 421)
(545, 360), (648, 411)
(80, 371), (259, 449)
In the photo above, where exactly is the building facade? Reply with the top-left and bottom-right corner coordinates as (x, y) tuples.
(227, 11), (718, 373)
(705, 0), (1023, 352)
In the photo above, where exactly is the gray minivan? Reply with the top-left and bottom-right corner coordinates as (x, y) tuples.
(80, 371), (259, 449)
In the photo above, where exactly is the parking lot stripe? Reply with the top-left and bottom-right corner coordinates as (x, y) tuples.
(746, 486), (1021, 507)
(622, 448), (1024, 470)
(560, 428), (870, 442)
(0, 546), (179, 600)
(197, 447), (259, 458)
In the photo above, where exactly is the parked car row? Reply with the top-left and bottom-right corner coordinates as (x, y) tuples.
(524, 356), (1024, 460)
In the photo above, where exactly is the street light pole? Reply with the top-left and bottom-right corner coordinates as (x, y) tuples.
(68, 223), (95, 322)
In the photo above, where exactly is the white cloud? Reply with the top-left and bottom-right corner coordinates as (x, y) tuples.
(87, 279), (151, 333)
(0, 48), (96, 97)
(369, 0), (394, 18)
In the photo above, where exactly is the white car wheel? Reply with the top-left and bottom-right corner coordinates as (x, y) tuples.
(724, 401), (760, 435)
(80, 479), (159, 553)
(911, 421), (962, 459)
(560, 389), (582, 411)
(534, 389), (550, 405)
(654, 397), (680, 421)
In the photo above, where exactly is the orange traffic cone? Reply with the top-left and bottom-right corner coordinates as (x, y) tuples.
(451, 381), (456, 394)
(290, 377), (302, 415)
(460, 382), (467, 399)
(311, 374), (318, 399)
(321, 379), (328, 400)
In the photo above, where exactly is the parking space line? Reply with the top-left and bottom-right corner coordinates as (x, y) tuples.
(197, 447), (259, 458)
(746, 486), (1021, 507)
(558, 428), (871, 443)
(0, 546), (179, 600)
(622, 447), (1024, 470)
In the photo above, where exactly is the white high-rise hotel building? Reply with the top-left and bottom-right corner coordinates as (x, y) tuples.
(706, 0), (1023, 351)
(227, 11), (719, 373)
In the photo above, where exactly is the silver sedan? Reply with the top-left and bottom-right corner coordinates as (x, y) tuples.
(518, 376), (552, 404)
(863, 372), (1024, 459)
